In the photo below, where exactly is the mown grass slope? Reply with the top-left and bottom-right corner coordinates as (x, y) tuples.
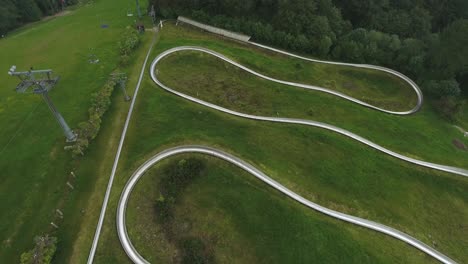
(155, 24), (468, 168)
(0, 0), (152, 262)
(126, 155), (437, 263)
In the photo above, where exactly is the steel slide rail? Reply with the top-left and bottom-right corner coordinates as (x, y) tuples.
(115, 44), (466, 264)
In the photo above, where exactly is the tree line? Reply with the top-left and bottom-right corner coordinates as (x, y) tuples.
(0, 0), (79, 35)
(150, 0), (468, 120)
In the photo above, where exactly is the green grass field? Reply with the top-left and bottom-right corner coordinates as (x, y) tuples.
(157, 51), (417, 110)
(126, 155), (437, 264)
(154, 24), (468, 168)
(0, 0), (153, 262)
(1, 2), (467, 262)
(91, 22), (468, 263)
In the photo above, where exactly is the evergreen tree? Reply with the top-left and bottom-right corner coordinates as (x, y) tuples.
(15, 0), (42, 23)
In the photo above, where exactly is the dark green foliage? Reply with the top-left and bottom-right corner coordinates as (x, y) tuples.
(119, 29), (141, 65)
(34, 0), (60, 16)
(154, 198), (172, 223)
(434, 96), (463, 122)
(439, 19), (468, 79)
(152, 158), (212, 262)
(161, 158), (205, 197)
(333, 0), (468, 33)
(15, 0), (42, 23)
(149, 0), (468, 119)
(119, 29), (140, 55)
(155, 158), (205, 219)
(424, 79), (461, 98)
(69, 79), (117, 157)
(331, 28), (401, 65)
(0, 0), (77, 35)
(20, 235), (57, 264)
(154, 158), (205, 221)
(151, 0), (346, 56)
(69, 30), (140, 157)
(154, 158), (205, 227)
(179, 237), (214, 264)
(0, 0), (19, 35)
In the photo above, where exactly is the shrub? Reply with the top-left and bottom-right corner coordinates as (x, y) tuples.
(118, 29), (140, 65)
(68, 78), (117, 157)
(20, 235), (57, 264)
(69, 28), (140, 158)
(424, 79), (461, 98)
(434, 96), (462, 122)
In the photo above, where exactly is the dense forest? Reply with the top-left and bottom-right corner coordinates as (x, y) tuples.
(150, 0), (468, 120)
(0, 0), (79, 35)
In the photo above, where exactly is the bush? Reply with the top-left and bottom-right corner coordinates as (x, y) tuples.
(118, 29), (140, 65)
(68, 78), (117, 157)
(434, 96), (462, 122)
(424, 79), (461, 98)
(119, 54), (131, 66)
(69, 28), (140, 158)
(20, 235), (57, 264)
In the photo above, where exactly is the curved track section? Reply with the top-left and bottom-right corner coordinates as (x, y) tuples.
(116, 45), (468, 264)
(117, 146), (457, 264)
(158, 46), (423, 115)
(249, 41), (423, 115)
(150, 46), (468, 178)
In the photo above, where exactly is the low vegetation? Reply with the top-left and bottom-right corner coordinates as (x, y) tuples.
(69, 28), (141, 157)
(155, 158), (205, 225)
(69, 78), (117, 157)
(119, 28), (141, 65)
(158, 51), (417, 112)
(126, 155), (437, 263)
(20, 235), (57, 264)
(152, 158), (215, 263)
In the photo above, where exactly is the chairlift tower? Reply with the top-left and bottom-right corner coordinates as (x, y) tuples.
(8, 66), (77, 142)
(149, 5), (156, 25)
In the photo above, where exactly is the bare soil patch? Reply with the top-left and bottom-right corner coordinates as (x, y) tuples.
(41, 10), (72, 22)
(453, 139), (467, 150)
(343, 81), (359, 90)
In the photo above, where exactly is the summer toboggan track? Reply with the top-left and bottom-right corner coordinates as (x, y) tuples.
(113, 43), (467, 263)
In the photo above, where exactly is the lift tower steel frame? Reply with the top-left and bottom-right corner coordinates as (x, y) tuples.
(8, 66), (77, 142)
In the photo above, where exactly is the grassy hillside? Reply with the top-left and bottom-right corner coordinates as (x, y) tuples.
(92, 22), (468, 263)
(155, 24), (468, 168)
(0, 0), (152, 262)
(126, 155), (437, 263)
